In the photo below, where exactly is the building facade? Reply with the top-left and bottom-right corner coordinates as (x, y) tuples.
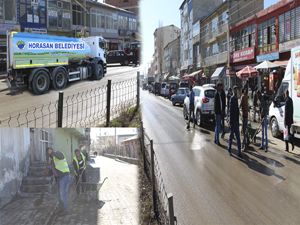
(163, 36), (180, 77)
(0, 0), (138, 74)
(104, 0), (139, 14)
(153, 25), (180, 81)
(179, 0), (223, 75)
(200, 2), (228, 86)
(229, 0), (299, 89)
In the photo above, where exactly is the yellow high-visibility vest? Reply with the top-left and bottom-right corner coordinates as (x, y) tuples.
(73, 152), (86, 175)
(53, 153), (70, 173)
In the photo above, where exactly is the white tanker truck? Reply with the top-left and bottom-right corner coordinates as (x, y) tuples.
(6, 32), (107, 95)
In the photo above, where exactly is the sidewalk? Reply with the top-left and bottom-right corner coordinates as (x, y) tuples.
(0, 156), (139, 225)
(50, 156), (139, 225)
(0, 193), (58, 225)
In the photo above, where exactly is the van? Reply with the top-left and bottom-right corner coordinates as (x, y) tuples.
(269, 46), (300, 138)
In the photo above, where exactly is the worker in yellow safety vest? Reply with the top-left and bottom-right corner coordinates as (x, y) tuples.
(72, 149), (87, 194)
(47, 147), (71, 215)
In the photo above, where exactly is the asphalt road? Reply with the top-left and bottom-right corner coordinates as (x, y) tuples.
(141, 89), (300, 225)
(0, 65), (139, 126)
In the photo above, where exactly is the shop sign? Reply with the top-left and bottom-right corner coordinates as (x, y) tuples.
(232, 47), (255, 63)
(279, 39), (300, 53)
(226, 69), (236, 76)
(256, 52), (279, 62)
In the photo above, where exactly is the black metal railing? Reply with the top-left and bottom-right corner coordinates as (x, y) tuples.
(0, 76), (139, 127)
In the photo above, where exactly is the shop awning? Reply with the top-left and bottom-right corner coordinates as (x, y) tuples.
(254, 60), (278, 69)
(236, 66), (259, 79)
(182, 69), (202, 80)
(273, 60), (289, 68)
(211, 67), (225, 80)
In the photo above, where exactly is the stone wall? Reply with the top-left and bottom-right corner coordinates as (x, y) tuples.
(0, 128), (31, 208)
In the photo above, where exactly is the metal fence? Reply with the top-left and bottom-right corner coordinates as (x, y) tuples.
(140, 121), (176, 225)
(0, 75), (139, 127)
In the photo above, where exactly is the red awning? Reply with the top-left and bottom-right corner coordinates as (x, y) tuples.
(236, 66), (259, 79)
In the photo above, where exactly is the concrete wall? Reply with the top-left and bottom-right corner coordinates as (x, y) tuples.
(0, 128), (30, 208)
(52, 129), (84, 165)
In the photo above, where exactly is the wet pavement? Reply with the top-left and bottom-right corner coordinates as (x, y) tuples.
(141, 90), (300, 225)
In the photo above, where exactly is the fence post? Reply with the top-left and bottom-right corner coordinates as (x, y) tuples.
(137, 71), (140, 109)
(150, 140), (158, 217)
(106, 80), (112, 127)
(57, 91), (64, 127)
(168, 193), (175, 225)
(140, 121), (146, 173)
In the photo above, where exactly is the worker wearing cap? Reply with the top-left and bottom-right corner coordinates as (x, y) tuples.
(47, 147), (71, 214)
(73, 149), (87, 194)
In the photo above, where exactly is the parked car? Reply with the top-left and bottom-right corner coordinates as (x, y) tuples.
(170, 88), (189, 106)
(169, 82), (179, 99)
(183, 85), (216, 126)
(179, 81), (189, 88)
(106, 50), (130, 66)
(154, 82), (161, 95)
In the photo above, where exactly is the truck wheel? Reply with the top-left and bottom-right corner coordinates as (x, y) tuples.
(270, 117), (281, 138)
(52, 67), (67, 90)
(31, 69), (50, 95)
(93, 63), (103, 80)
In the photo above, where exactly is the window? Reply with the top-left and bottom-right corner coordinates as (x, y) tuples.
(279, 6), (300, 43)
(193, 89), (201, 96)
(230, 24), (256, 52)
(72, 4), (83, 26)
(257, 18), (276, 53)
(48, 0), (71, 29)
(40, 130), (49, 160)
(0, 0), (16, 21)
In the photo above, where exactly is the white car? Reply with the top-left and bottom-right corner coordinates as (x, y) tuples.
(183, 86), (216, 126)
(160, 82), (167, 96)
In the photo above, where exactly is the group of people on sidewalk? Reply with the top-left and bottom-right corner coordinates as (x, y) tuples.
(46, 147), (88, 215)
(187, 82), (295, 156)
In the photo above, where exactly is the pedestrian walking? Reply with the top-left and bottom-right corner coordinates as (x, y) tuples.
(284, 89), (295, 152)
(221, 84), (226, 138)
(228, 86), (242, 156)
(260, 92), (269, 152)
(214, 83), (223, 145)
(253, 89), (262, 122)
(73, 149), (87, 194)
(47, 147), (71, 215)
(240, 88), (249, 150)
(226, 87), (233, 116)
(187, 85), (195, 129)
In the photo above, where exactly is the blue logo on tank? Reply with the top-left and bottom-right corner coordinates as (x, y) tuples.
(17, 40), (25, 50)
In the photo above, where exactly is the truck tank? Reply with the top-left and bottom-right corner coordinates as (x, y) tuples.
(9, 32), (92, 69)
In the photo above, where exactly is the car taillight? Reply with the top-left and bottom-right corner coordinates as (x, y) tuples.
(202, 97), (209, 103)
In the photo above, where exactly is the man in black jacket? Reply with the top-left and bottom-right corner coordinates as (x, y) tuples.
(284, 89), (294, 152)
(227, 86), (242, 156)
(214, 83), (223, 145)
(220, 84), (226, 138)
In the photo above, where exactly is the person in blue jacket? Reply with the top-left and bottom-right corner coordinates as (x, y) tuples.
(186, 85), (195, 129)
(227, 86), (242, 157)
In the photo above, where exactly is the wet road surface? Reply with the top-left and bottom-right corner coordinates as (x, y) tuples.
(141, 89), (300, 225)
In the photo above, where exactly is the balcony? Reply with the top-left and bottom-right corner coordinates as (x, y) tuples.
(202, 23), (228, 44)
(203, 51), (228, 67)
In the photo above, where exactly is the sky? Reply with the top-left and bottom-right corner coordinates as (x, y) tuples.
(140, 0), (279, 74)
(91, 128), (138, 140)
(140, 0), (182, 73)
